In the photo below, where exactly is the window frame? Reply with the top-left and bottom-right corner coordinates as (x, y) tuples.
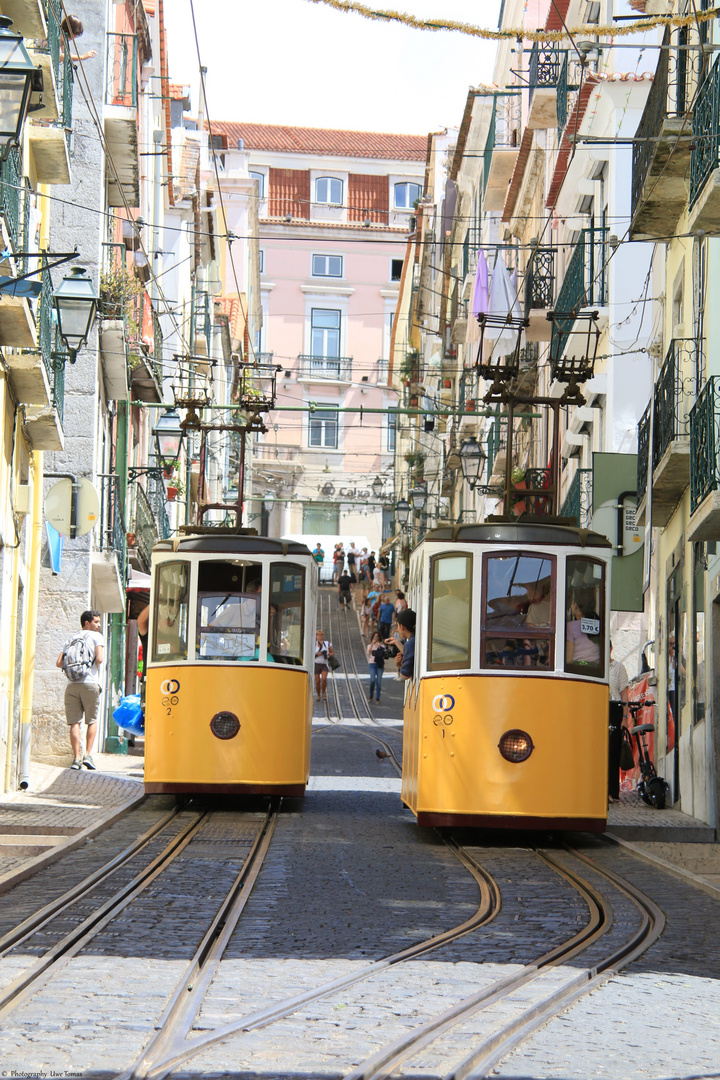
(312, 253), (343, 278)
(390, 258), (404, 282)
(427, 553), (473, 672)
(249, 170), (266, 198)
(152, 560), (191, 663)
(315, 176), (344, 206)
(268, 563), (306, 666)
(480, 551), (556, 672)
(564, 555), (606, 679)
(308, 405), (339, 449)
(310, 307), (341, 361)
(394, 182), (422, 210)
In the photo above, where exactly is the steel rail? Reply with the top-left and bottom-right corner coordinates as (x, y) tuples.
(130, 833), (502, 1080)
(116, 803), (279, 1080)
(0, 811), (207, 1020)
(0, 804), (184, 956)
(342, 842), (609, 1080)
(443, 845), (665, 1080)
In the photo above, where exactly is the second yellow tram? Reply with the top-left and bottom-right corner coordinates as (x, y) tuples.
(144, 534), (317, 796)
(402, 522), (612, 831)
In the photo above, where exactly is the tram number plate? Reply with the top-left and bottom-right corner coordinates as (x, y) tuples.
(433, 713), (454, 736)
(160, 679), (181, 716)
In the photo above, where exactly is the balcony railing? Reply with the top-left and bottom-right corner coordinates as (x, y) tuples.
(551, 227), (608, 360)
(376, 358), (389, 384)
(526, 247), (555, 309)
(690, 376), (720, 513)
(298, 354), (352, 381)
(45, 0), (74, 134)
(146, 471), (171, 541)
(690, 53), (720, 209)
(483, 93), (520, 194)
(0, 145), (22, 250)
(653, 338), (700, 468)
(132, 479), (170, 572)
(528, 41), (563, 99)
(557, 53), (568, 137)
(105, 33), (138, 108)
(253, 443), (300, 462)
(561, 468), (593, 528)
(637, 403), (650, 501)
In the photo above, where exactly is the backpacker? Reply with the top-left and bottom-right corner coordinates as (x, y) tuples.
(62, 633), (96, 681)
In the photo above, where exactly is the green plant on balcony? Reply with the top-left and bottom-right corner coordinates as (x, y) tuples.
(99, 264), (142, 331)
(400, 349), (420, 382)
(404, 451), (426, 472)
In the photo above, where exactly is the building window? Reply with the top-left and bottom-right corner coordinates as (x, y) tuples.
(387, 407), (397, 452)
(303, 502), (339, 535)
(250, 171), (265, 198)
(309, 407), (339, 449)
(394, 182), (422, 209)
(429, 554), (473, 670)
(258, 249), (264, 273)
(312, 254), (343, 277)
(316, 177), (343, 205)
(391, 258), (403, 281)
(311, 308), (340, 357)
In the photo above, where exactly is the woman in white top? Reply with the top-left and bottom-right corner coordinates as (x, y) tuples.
(314, 630), (334, 701)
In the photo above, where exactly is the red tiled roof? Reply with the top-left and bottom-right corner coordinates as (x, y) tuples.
(209, 121), (427, 161)
(168, 83), (189, 101)
(546, 0), (571, 31)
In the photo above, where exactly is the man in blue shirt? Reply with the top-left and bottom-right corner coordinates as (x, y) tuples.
(392, 608), (416, 680)
(377, 594), (395, 641)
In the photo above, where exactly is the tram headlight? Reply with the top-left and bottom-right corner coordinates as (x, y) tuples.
(210, 711), (241, 740)
(498, 729), (534, 763)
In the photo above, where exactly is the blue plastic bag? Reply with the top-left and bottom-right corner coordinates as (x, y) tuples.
(113, 694), (144, 736)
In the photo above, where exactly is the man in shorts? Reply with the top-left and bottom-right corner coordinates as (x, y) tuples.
(56, 610), (105, 770)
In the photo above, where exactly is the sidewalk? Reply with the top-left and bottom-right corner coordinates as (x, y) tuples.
(606, 788), (720, 901)
(0, 748), (145, 893)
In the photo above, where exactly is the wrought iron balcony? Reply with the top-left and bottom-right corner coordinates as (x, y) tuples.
(105, 33), (138, 109)
(0, 145), (22, 251)
(560, 468), (593, 528)
(653, 338), (700, 468)
(528, 42), (565, 130)
(688, 376), (720, 540)
(526, 247), (554, 310)
(550, 228), (607, 361)
(557, 54), (568, 137)
(689, 51), (720, 230)
(483, 93), (521, 211)
(637, 403), (650, 504)
(298, 354), (352, 381)
(632, 25), (697, 237)
(131, 477), (170, 572)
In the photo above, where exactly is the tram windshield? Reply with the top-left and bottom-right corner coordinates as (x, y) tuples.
(196, 560), (262, 661)
(269, 564), (305, 665)
(481, 552), (555, 670)
(153, 562), (190, 662)
(565, 557), (605, 678)
(428, 554), (472, 669)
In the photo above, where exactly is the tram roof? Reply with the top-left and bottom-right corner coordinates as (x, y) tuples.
(419, 522), (613, 548)
(153, 535), (313, 557)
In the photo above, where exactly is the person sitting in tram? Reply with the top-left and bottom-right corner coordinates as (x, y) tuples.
(566, 589), (601, 665)
(524, 578), (552, 626)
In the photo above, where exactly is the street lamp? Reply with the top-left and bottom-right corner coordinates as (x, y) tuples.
(371, 477), (384, 499)
(152, 409), (185, 476)
(459, 436), (486, 490)
(410, 482), (427, 513)
(396, 498), (411, 527)
(0, 17), (43, 161)
(52, 267), (98, 363)
(262, 492), (273, 513)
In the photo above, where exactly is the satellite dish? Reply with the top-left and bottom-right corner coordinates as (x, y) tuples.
(44, 478), (100, 538)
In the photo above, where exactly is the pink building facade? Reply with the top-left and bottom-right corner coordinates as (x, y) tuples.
(214, 122), (426, 547)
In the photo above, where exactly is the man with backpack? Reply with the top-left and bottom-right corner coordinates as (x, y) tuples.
(56, 610), (105, 770)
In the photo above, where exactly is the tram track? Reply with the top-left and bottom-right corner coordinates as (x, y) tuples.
(343, 841), (665, 1080)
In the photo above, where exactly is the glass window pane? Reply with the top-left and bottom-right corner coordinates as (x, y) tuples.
(429, 555), (472, 669)
(269, 564), (305, 664)
(565, 557), (605, 677)
(195, 561), (263, 661)
(250, 171), (265, 197)
(481, 552), (555, 670)
(313, 309), (341, 328)
(153, 562), (189, 661)
(328, 256), (342, 276)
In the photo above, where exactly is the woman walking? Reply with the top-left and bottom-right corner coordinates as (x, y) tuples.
(366, 630), (385, 703)
(360, 591), (372, 637)
(314, 629), (334, 701)
(395, 589), (408, 617)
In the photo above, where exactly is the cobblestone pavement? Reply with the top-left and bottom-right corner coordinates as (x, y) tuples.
(0, 596), (719, 1078)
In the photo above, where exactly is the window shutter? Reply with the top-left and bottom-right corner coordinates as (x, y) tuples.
(268, 169), (310, 218)
(348, 174), (389, 223)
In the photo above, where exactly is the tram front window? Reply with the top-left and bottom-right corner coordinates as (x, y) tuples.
(429, 554), (471, 669)
(565, 557), (605, 677)
(269, 565), (305, 665)
(196, 560), (262, 661)
(153, 562), (190, 661)
(481, 552), (555, 670)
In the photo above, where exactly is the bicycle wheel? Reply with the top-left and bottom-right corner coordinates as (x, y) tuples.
(647, 776), (668, 810)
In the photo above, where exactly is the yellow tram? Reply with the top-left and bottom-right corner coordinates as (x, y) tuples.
(144, 534), (317, 795)
(402, 522), (612, 831)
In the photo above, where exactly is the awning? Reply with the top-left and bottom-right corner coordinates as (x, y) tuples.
(379, 532), (402, 555)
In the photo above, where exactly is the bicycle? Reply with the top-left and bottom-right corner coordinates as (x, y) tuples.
(625, 699), (670, 810)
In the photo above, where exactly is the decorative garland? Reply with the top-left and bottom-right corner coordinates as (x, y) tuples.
(305, 0), (717, 42)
